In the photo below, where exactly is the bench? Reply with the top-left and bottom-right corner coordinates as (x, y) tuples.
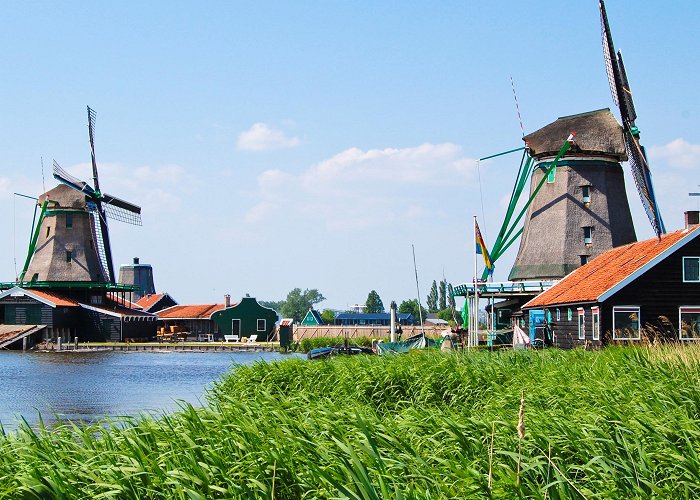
(224, 335), (239, 343)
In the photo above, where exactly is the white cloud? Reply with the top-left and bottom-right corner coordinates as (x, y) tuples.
(237, 123), (301, 152)
(648, 138), (700, 169)
(245, 143), (477, 230)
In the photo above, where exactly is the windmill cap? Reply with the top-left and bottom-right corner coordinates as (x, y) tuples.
(523, 108), (627, 161)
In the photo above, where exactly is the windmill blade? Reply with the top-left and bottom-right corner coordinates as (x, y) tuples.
(102, 194), (143, 226)
(86, 202), (113, 283)
(616, 50), (637, 125)
(52, 160), (97, 197)
(87, 106), (102, 192)
(624, 132), (665, 237)
(599, 0), (631, 124)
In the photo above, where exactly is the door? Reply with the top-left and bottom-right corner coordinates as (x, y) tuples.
(529, 309), (545, 341)
(231, 319), (241, 336)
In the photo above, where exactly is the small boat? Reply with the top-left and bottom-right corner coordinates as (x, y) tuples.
(307, 344), (375, 360)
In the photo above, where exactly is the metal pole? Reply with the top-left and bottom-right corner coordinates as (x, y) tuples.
(473, 215), (479, 349)
(412, 245), (425, 337)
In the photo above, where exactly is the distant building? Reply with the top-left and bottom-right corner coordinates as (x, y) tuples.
(300, 308), (324, 326)
(156, 303), (226, 338)
(334, 312), (413, 326)
(136, 293), (178, 314)
(118, 258), (156, 301)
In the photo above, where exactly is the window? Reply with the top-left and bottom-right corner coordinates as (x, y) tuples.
(583, 226), (593, 245)
(257, 319), (266, 332)
(546, 166), (556, 183)
(683, 257), (700, 282)
(567, 308), (572, 321)
(66, 250), (72, 263)
(580, 255), (589, 265)
(592, 307), (600, 341)
(66, 213), (73, 229)
(582, 185), (591, 204)
(578, 308), (585, 340)
(556, 309), (560, 321)
(46, 226), (51, 237)
(679, 307), (700, 340)
(90, 295), (103, 305)
(613, 306), (641, 340)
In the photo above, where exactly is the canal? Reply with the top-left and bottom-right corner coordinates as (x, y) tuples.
(0, 350), (298, 430)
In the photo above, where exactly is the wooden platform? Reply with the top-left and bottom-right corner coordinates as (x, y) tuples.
(38, 342), (278, 353)
(0, 324), (46, 349)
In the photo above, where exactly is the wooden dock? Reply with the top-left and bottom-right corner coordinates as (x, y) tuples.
(39, 342), (279, 353)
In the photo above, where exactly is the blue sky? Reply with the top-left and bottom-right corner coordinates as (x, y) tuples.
(1, 1), (699, 309)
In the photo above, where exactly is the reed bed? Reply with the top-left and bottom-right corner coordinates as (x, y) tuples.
(1, 345), (700, 498)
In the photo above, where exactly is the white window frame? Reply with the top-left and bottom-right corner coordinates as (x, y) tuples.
(556, 308), (560, 321)
(612, 306), (641, 340)
(592, 307), (600, 341)
(257, 319), (266, 332)
(577, 308), (585, 340)
(583, 226), (593, 245)
(582, 185), (591, 204)
(679, 306), (700, 341)
(683, 257), (700, 283)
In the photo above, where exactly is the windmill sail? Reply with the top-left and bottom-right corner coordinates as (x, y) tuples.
(599, 0), (665, 237)
(50, 107), (144, 284)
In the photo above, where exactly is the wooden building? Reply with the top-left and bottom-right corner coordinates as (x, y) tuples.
(211, 297), (278, 340)
(0, 286), (156, 342)
(156, 304), (226, 340)
(522, 217), (700, 347)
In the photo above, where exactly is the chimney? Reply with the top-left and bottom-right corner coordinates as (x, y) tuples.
(686, 211), (700, 229)
(133, 257), (140, 265)
(224, 294), (231, 307)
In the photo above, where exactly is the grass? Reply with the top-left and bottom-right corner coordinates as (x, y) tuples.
(2, 345), (700, 497)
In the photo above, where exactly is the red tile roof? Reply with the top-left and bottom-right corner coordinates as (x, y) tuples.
(136, 293), (167, 309)
(157, 304), (226, 320)
(525, 225), (700, 309)
(26, 289), (79, 307)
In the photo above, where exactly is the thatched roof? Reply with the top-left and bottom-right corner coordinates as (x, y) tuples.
(524, 109), (626, 160)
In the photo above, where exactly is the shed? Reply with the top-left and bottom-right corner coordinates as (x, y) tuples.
(300, 308), (324, 326)
(522, 220), (700, 347)
(211, 296), (278, 341)
(156, 304), (226, 339)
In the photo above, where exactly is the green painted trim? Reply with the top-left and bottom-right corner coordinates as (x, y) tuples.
(19, 199), (49, 283)
(1, 281), (139, 291)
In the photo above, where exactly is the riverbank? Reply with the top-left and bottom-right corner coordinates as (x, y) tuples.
(1, 345), (700, 497)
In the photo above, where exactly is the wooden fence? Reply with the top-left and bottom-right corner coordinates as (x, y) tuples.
(293, 325), (450, 341)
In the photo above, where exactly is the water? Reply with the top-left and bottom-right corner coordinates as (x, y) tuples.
(0, 350), (298, 431)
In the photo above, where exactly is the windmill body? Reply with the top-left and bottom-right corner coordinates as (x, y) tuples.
(509, 109), (637, 281)
(23, 185), (106, 283)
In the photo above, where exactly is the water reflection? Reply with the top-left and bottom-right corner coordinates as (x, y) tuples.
(0, 350), (297, 430)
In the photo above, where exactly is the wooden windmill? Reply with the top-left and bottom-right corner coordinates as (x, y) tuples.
(20, 107), (142, 285)
(506, 0), (665, 282)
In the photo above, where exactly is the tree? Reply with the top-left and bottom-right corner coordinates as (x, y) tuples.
(365, 290), (384, 313)
(439, 279), (447, 310)
(427, 280), (438, 313)
(281, 288), (326, 323)
(259, 300), (284, 313)
(320, 309), (336, 324)
(399, 299), (427, 324)
(447, 283), (456, 310)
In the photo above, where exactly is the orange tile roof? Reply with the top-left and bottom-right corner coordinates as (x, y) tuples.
(136, 293), (167, 309)
(157, 304), (226, 320)
(26, 289), (79, 307)
(525, 225), (700, 309)
(107, 293), (143, 309)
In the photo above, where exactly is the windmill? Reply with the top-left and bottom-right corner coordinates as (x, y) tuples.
(20, 107), (141, 285)
(600, 0), (665, 237)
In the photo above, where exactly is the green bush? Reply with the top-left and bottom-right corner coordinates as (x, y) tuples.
(296, 336), (372, 353)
